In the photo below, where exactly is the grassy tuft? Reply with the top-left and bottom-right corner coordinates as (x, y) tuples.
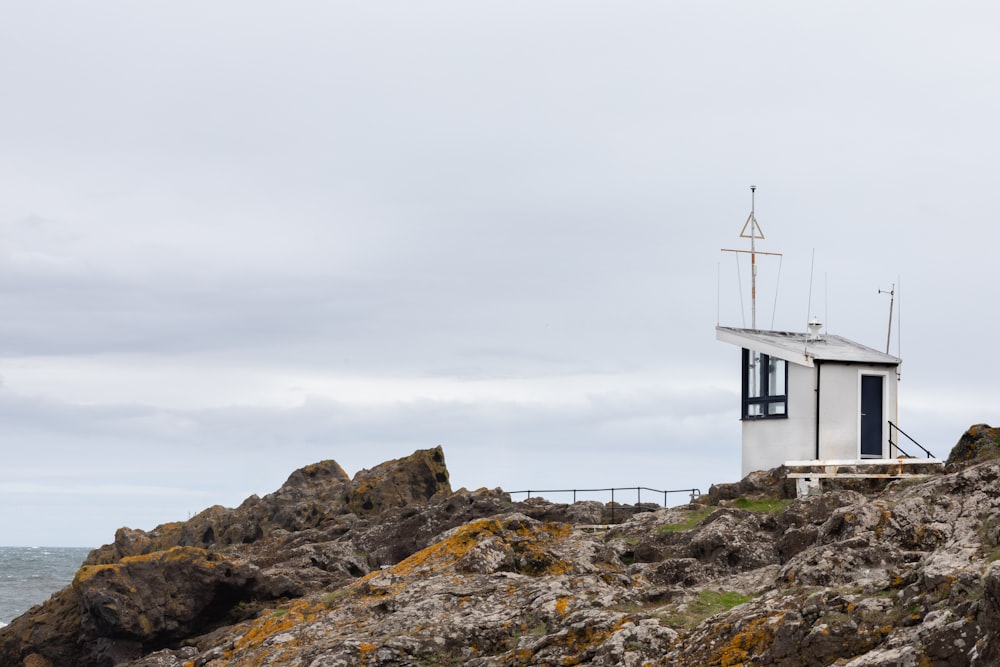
(731, 497), (792, 513)
(657, 507), (716, 533)
(657, 589), (754, 631)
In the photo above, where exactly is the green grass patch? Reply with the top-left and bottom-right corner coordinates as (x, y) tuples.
(321, 588), (352, 608)
(611, 601), (648, 614)
(657, 589), (754, 631)
(694, 590), (754, 612)
(731, 497), (792, 513)
(657, 507), (716, 533)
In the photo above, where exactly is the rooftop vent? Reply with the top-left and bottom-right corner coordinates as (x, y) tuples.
(807, 316), (823, 341)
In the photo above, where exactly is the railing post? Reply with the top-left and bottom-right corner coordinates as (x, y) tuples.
(507, 486), (701, 514)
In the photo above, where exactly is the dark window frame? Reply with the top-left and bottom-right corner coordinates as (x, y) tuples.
(741, 348), (788, 420)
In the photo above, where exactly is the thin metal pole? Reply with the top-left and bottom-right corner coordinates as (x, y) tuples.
(736, 254), (746, 328)
(880, 283), (895, 354)
(806, 249), (815, 331)
(771, 253), (783, 330)
(750, 186), (757, 329)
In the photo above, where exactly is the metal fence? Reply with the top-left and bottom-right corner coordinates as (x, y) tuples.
(507, 486), (701, 522)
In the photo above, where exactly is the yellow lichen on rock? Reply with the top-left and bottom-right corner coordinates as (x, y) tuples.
(359, 642), (377, 665)
(230, 599), (317, 655)
(555, 596), (571, 616)
(389, 518), (503, 576)
(384, 517), (573, 579)
(72, 563), (120, 586)
(558, 619), (625, 666)
(713, 613), (784, 667)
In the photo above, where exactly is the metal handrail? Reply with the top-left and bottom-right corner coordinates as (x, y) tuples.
(888, 421), (935, 458)
(508, 486), (701, 504)
(893, 442), (913, 458)
(506, 486), (702, 524)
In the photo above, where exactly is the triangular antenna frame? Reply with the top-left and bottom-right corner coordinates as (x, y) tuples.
(721, 186), (782, 330)
(739, 209), (765, 241)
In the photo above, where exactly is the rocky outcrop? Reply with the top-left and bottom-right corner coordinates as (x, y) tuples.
(947, 423), (1000, 470)
(85, 446), (452, 565)
(4, 426), (1000, 666)
(703, 465), (796, 505)
(0, 447), (456, 666)
(72, 547), (297, 667)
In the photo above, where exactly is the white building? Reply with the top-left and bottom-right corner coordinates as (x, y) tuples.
(716, 323), (903, 478)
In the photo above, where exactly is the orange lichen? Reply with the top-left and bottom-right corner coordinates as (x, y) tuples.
(73, 563), (120, 586)
(148, 521), (186, 548)
(875, 508), (892, 537)
(229, 599), (317, 654)
(555, 596), (571, 616)
(712, 613), (784, 667)
(385, 518), (573, 579)
(359, 642), (377, 666)
(558, 620), (626, 665)
(194, 518), (580, 665)
(388, 518), (503, 576)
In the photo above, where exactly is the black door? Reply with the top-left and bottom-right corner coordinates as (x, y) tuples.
(861, 375), (884, 457)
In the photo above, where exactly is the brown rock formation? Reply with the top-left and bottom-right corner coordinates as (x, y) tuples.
(0, 447), (455, 666)
(947, 423), (1000, 470)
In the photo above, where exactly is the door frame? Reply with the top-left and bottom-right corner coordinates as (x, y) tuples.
(859, 371), (888, 458)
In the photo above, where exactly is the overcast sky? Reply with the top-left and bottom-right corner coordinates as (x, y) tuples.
(2, 2), (998, 547)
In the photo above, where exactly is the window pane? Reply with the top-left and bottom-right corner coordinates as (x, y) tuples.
(747, 351), (763, 398)
(767, 401), (786, 416)
(769, 358), (786, 397)
(747, 403), (763, 417)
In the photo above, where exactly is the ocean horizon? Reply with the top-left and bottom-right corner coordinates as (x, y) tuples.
(0, 546), (93, 626)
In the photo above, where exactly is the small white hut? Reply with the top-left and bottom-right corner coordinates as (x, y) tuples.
(716, 322), (903, 477)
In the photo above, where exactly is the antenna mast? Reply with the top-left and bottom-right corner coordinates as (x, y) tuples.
(879, 283), (895, 354)
(722, 186), (782, 330)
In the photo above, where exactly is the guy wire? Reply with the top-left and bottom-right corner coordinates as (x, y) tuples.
(770, 253), (783, 330)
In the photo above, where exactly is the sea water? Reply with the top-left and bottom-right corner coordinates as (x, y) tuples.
(0, 546), (93, 626)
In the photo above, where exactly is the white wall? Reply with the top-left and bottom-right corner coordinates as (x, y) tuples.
(741, 363), (815, 477)
(818, 365), (858, 459)
(819, 365), (898, 460)
(741, 362), (899, 477)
